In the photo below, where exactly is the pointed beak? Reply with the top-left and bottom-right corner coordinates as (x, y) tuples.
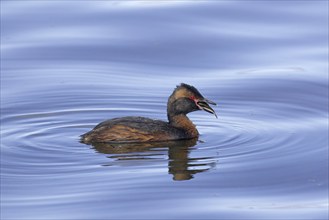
(197, 98), (217, 118)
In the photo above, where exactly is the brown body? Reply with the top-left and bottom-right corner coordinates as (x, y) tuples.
(81, 116), (197, 143)
(81, 83), (216, 144)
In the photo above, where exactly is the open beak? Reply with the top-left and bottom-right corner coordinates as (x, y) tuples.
(197, 98), (217, 118)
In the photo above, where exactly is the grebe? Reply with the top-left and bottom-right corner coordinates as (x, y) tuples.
(80, 83), (217, 143)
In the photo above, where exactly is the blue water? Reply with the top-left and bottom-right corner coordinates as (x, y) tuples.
(1, 1), (328, 219)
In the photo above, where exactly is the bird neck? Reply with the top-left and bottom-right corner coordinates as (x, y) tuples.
(168, 114), (199, 138)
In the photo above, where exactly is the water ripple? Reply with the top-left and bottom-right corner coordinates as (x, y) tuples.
(1, 1), (328, 219)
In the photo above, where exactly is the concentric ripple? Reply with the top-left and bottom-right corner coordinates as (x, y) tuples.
(1, 1), (328, 218)
(1, 70), (328, 219)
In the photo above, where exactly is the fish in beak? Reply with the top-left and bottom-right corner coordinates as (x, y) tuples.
(196, 98), (217, 118)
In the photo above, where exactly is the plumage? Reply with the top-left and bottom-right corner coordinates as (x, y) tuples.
(80, 83), (217, 144)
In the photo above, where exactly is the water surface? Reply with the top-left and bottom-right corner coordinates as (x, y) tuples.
(1, 1), (328, 219)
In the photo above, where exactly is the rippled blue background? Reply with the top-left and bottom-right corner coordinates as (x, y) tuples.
(1, 1), (328, 219)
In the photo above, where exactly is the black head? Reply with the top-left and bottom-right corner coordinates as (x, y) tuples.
(167, 83), (217, 120)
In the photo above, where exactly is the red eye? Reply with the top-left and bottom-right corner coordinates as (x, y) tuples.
(189, 96), (196, 101)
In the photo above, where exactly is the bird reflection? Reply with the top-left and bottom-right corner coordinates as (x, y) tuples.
(88, 138), (216, 181)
